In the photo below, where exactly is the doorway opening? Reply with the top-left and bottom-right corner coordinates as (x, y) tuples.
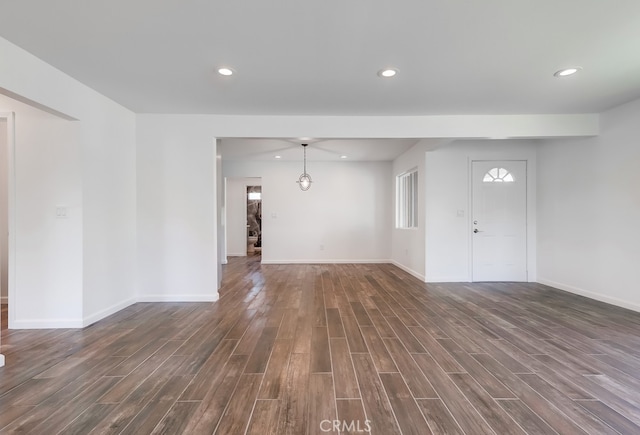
(247, 186), (262, 255)
(224, 177), (263, 259)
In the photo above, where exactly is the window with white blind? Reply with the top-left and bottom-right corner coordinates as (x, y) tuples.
(396, 169), (418, 229)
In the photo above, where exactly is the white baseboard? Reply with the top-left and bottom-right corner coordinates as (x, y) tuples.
(0, 354), (5, 367)
(424, 276), (471, 283)
(538, 278), (640, 314)
(390, 260), (426, 281)
(7, 293), (219, 330)
(137, 293), (219, 303)
(11, 318), (84, 329)
(261, 259), (390, 265)
(82, 297), (137, 327)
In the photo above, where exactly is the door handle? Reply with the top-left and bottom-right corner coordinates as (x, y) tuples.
(474, 228), (483, 233)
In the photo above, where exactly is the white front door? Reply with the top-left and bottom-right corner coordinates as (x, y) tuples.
(472, 160), (527, 281)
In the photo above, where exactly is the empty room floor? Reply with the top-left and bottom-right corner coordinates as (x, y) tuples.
(1, 256), (640, 434)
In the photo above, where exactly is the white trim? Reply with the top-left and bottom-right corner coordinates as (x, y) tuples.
(216, 138), (224, 289)
(1, 112), (16, 329)
(137, 293), (219, 303)
(6, 294), (218, 331)
(261, 259), (391, 265)
(82, 297), (137, 327)
(0, 112), (11, 354)
(11, 318), (84, 329)
(243, 181), (249, 257)
(226, 253), (247, 257)
(390, 260), (426, 281)
(425, 276), (471, 283)
(396, 168), (419, 229)
(538, 278), (640, 314)
(0, 117), (6, 311)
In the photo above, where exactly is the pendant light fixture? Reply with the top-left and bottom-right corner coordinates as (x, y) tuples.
(297, 143), (312, 191)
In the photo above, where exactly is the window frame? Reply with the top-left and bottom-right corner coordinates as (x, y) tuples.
(396, 168), (418, 229)
(483, 167), (515, 183)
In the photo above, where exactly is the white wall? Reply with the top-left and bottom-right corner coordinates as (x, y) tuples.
(1, 36), (137, 328)
(134, 111), (597, 307)
(391, 142), (429, 279)
(7, 31), (632, 334)
(0, 118), (7, 303)
(81, 105), (137, 324)
(538, 98), (640, 312)
(223, 159), (392, 263)
(226, 177), (261, 257)
(423, 140), (538, 282)
(136, 117), (218, 301)
(0, 94), (84, 327)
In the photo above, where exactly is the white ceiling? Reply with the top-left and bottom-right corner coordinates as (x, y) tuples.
(2, 0), (640, 117)
(219, 138), (421, 161)
(2, 1), (639, 161)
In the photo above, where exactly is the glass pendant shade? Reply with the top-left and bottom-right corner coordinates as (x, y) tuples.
(298, 173), (312, 191)
(296, 143), (312, 191)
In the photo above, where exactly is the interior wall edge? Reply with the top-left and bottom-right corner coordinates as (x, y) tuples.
(389, 260), (426, 281)
(82, 297), (137, 328)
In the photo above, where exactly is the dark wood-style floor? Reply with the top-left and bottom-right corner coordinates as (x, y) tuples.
(2, 256), (640, 434)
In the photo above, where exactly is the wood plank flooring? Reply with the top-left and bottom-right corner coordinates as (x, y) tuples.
(2, 255), (640, 434)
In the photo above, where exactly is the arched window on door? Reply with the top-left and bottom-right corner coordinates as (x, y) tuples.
(483, 167), (514, 183)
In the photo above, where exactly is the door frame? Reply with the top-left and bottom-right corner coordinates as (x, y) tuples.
(467, 155), (537, 283)
(223, 177), (263, 258)
(1, 112), (15, 366)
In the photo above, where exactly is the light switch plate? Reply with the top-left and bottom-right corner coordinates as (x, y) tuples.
(55, 206), (68, 218)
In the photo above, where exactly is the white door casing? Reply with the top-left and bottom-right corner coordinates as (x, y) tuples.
(472, 160), (527, 281)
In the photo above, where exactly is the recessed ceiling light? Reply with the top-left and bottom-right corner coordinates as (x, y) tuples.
(378, 68), (398, 78)
(554, 67), (582, 77)
(340, 155), (348, 159)
(217, 67), (234, 76)
(274, 155), (282, 159)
